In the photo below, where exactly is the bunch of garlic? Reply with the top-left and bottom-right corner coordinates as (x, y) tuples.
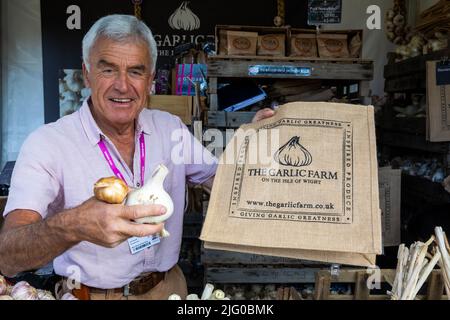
(395, 34), (426, 61)
(385, 0), (412, 46)
(59, 69), (86, 117)
(93, 164), (174, 237)
(0, 277), (57, 300)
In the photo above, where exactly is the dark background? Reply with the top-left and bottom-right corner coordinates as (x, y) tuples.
(40, 0), (309, 123)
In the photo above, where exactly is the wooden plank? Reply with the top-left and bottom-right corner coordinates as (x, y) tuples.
(201, 247), (325, 265)
(314, 271), (331, 300)
(207, 111), (226, 127)
(209, 78), (218, 94)
(207, 59), (373, 80)
(384, 48), (450, 79)
(384, 74), (426, 93)
(209, 94), (219, 112)
(426, 270), (445, 300)
(354, 272), (370, 300)
(205, 267), (319, 284)
(207, 111), (256, 128)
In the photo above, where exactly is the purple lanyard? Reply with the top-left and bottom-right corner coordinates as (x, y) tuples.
(98, 132), (146, 186)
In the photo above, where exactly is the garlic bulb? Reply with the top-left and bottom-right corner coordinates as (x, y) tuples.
(0, 296), (13, 300)
(186, 294), (200, 300)
(37, 289), (56, 300)
(11, 281), (38, 300)
(0, 276), (8, 295)
(393, 14), (405, 26)
(61, 292), (78, 300)
(168, 1), (200, 31)
(210, 289), (226, 300)
(125, 164), (174, 237)
(274, 136), (312, 167)
(94, 177), (130, 204)
(168, 294), (182, 300)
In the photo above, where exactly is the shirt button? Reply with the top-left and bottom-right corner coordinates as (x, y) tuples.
(136, 182), (141, 187)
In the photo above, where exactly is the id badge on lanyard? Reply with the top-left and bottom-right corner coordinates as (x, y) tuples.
(98, 132), (161, 254)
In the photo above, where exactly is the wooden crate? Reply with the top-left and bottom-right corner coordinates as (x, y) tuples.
(147, 95), (193, 125)
(314, 269), (448, 300)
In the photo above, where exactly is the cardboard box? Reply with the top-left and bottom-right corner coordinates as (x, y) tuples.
(215, 25), (289, 56)
(289, 29), (363, 59)
(147, 95), (193, 125)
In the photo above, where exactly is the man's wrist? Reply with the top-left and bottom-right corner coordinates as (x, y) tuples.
(46, 208), (82, 245)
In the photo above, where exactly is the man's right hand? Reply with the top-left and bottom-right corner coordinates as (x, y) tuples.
(71, 197), (165, 248)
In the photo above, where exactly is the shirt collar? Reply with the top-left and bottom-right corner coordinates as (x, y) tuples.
(79, 97), (151, 146)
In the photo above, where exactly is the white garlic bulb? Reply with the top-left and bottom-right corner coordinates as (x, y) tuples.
(11, 281), (38, 300)
(186, 294), (200, 300)
(0, 276), (8, 295)
(168, 1), (200, 31)
(125, 164), (174, 237)
(274, 136), (312, 167)
(37, 289), (56, 300)
(168, 294), (182, 300)
(61, 292), (78, 300)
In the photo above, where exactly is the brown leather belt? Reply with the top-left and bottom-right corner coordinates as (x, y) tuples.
(72, 271), (165, 300)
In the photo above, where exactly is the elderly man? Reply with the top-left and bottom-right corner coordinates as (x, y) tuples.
(0, 15), (273, 300)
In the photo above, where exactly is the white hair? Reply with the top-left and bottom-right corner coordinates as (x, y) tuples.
(82, 14), (158, 73)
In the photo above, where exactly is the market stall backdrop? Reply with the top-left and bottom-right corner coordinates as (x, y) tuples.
(0, 0), (436, 168)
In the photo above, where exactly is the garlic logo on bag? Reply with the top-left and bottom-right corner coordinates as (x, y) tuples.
(168, 1), (200, 31)
(229, 118), (354, 225)
(274, 136), (312, 167)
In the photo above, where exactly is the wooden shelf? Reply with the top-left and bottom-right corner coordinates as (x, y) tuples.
(207, 111), (256, 128)
(202, 247), (324, 266)
(207, 55), (373, 80)
(205, 267), (324, 284)
(384, 48), (450, 93)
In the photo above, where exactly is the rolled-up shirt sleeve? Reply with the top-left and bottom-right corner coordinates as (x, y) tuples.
(3, 129), (61, 219)
(175, 119), (218, 185)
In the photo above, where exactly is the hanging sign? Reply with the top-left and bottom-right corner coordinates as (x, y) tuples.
(307, 0), (342, 25)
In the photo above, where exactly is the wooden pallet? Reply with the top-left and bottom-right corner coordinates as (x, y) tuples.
(314, 269), (448, 300)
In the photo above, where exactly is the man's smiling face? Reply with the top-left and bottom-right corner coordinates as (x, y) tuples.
(83, 36), (154, 127)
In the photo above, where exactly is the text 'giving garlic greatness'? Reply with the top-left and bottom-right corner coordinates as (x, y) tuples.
(94, 164), (174, 237)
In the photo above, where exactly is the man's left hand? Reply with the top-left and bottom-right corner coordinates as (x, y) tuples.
(252, 108), (275, 123)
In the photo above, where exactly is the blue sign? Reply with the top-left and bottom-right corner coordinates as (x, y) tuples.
(248, 65), (312, 77)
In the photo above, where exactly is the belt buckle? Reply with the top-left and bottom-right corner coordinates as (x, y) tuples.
(123, 283), (131, 297)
